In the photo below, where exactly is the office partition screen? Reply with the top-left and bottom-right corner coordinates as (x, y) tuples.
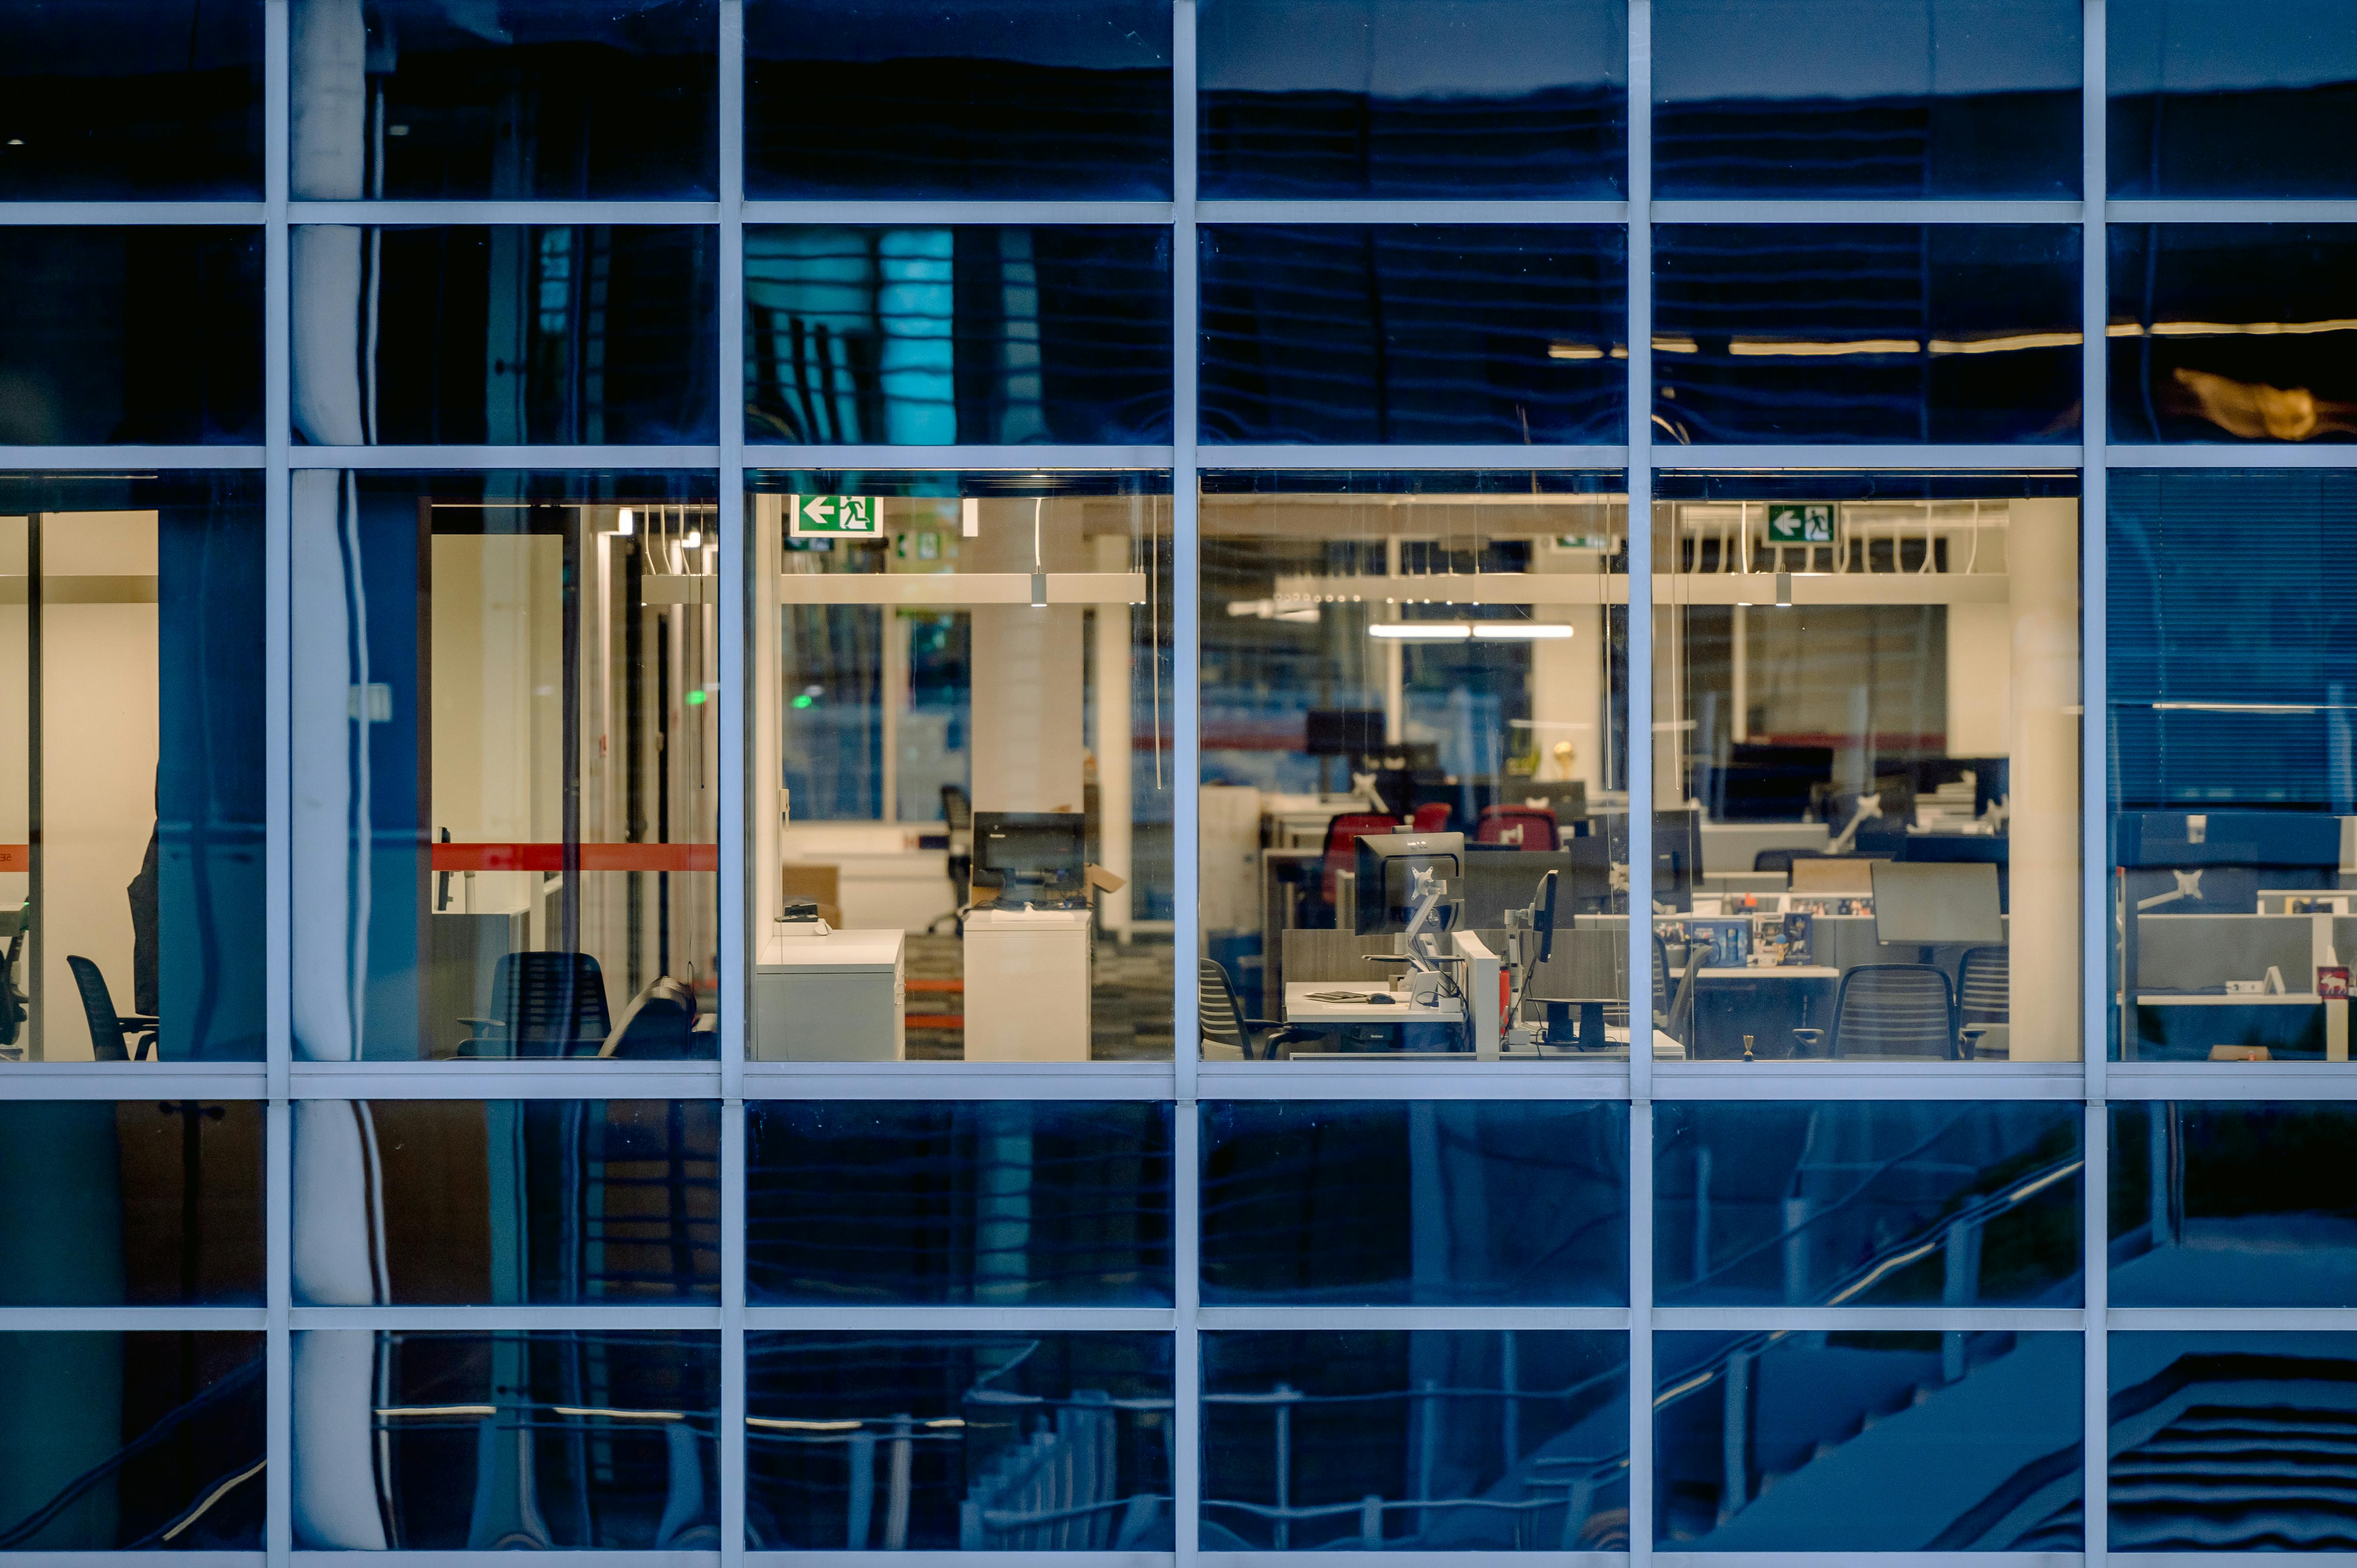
(0, 0), (2346, 1561)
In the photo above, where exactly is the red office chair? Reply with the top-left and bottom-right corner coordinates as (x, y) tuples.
(1320, 812), (1399, 906)
(1476, 804), (1559, 851)
(1410, 802), (1451, 833)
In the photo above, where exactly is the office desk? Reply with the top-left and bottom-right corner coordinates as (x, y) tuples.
(2132, 992), (2339, 1062)
(1691, 964), (1841, 1061)
(1285, 982), (1464, 1025)
(753, 928), (907, 1061)
(1283, 981), (1463, 1055)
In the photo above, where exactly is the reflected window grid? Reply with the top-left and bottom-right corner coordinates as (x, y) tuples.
(0, 0), (2328, 1558)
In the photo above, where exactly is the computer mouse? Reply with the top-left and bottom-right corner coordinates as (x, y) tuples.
(1364, 993), (1396, 1005)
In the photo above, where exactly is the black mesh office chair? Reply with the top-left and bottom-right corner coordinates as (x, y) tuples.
(1794, 964), (1955, 1059)
(1955, 945), (2010, 1059)
(1199, 958), (1313, 1061)
(67, 955), (156, 1061)
(0, 903), (28, 1054)
(459, 952), (612, 1057)
(601, 975), (700, 1059)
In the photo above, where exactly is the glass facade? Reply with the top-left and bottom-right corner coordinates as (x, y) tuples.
(0, 2), (2338, 1560)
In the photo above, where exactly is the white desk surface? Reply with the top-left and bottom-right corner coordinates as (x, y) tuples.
(2137, 992), (2323, 1006)
(1285, 981), (1465, 1024)
(1698, 965), (1841, 980)
(758, 928), (904, 970)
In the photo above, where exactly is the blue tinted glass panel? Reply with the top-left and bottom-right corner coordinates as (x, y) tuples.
(0, 229), (261, 445)
(1198, 0), (1625, 197)
(291, 225), (717, 445)
(0, 1331), (263, 1549)
(2107, 472), (2357, 1061)
(0, 2), (260, 198)
(290, 472), (720, 1063)
(2110, 0), (2357, 197)
(2111, 1331), (2357, 1549)
(745, 227), (1172, 445)
(1201, 1101), (1627, 1304)
(746, 1102), (1173, 1304)
(1653, 224), (2081, 444)
(290, 0), (714, 199)
(2109, 225), (2357, 444)
(2113, 1105), (2357, 1305)
(292, 1330), (719, 1549)
(745, 1332), (1174, 1550)
(745, 0), (1172, 198)
(292, 1101), (717, 1305)
(1654, 0), (2080, 197)
(0, 1102), (261, 1305)
(1657, 1329), (2083, 1548)
(1202, 1331), (1629, 1551)
(1656, 1102), (2083, 1307)
(3, 474), (267, 1062)
(1200, 225), (1626, 444)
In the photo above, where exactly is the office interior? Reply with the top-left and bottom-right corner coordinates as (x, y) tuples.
(1197, 474), (1638, 1058)
(0, 480), (265, 1063)
(751, 474), (1174, 1062)
(1197, 475), (2085, 1062)
(290, 475), (719, 1061)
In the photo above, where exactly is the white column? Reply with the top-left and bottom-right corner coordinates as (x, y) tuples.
(970, 605), (1086, 813)
(1093, 532), (1134, 935)
(2008, 498), (2083, 1060)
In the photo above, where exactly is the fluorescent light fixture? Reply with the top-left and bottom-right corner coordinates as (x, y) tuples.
(1369, 623), (1472, 640)
(683, 530), (703, 549)
(616, 508), (635, 535)
(1472, 623), (1574, 640)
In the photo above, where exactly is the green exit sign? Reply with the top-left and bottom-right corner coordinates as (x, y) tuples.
(1767, 503), (1835, 543)
(788, 495), (881, 537)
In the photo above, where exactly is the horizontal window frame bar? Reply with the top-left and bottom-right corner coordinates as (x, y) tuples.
(2109, 1309), (2357, 1331)
(746, 200), (1174, 226)
(52, 1556), (259, 1568)
(1197, 1062), (1629, 1099)
(2105, 445), (2357, 467)
(1199, 200), (1626, 225)
(2102, 1062), (2357, 1098)
(1198, 1307), (1631, 1331)
(1652, 1555), (2085, 1568)
(747, 444), (1176, 470)
(289, 1307), (721, 1331)
(290, 1063), (722, 1099)
(742, 1062), (1175, 1100)
(289, 201), (719, 225)
(0, 1065), (266, 1098)
(1658, 445), (2082, 470)
(1654, 1062), (2088, 1099)
(1653, 1307), (2083, 1333)
(2108, 200), (2357, 224)
(0, 1307), (268, 1330)
(290, 446), (720, 470)
(1202, 445), (1628, 471)
(299, 1555), (716, 1567)
(746, 1307), (1176, 1332)
(0, 446), (265, 469)
(1655, 200), (2084, 224)
(0, 203), (266, 225)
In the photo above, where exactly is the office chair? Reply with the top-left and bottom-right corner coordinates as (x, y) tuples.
(1318, 812), (1398, 912)
(1754, 847), (1829, 879)
(0, 903), (27, 1053)
(1955, 944), (2009, 1059)
(459, 952), (614, 1057)
(1794, 965), (1955, 1060)
(1198, 958), (1314, 1060)
(941, 783), (974, 897)
(66, 956), (156, 1061)
(1410, 802), (1452, 833)
(602, 975), (700, 1059)
(1476, 804), (1558, 851)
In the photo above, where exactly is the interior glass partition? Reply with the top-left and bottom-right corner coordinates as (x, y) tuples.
(1650, 474), (2082, 1063)
(749, 470), (1175, 1063)
(291, 471), (721, 1062)
(1196, 471), (1632, 1061)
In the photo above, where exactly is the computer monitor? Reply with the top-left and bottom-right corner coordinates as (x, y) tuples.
(1597, 809), (1701, 913)
(1509, 780), (1588, 827)
(1900, 832), (2010, 911)
(1459, 845), (1607, 927)
(1871, 861), (2004, 945)
(1353, 831), (1465, 935)
(1702, 744), (1834, 822)
(1306, 708), (1386, 756)
(969, 812), (1088, 906)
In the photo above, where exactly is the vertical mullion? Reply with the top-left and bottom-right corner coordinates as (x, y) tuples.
(263, 2), (293, 1563)
(718, 3), (749, 1564)
(1625, 1), (1656, 1561)
(1171, 5), (1202, 1564)
(2081, 0), (2111, 1559)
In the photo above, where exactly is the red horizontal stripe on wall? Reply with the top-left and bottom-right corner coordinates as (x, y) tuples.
(432, 843), (717, 873)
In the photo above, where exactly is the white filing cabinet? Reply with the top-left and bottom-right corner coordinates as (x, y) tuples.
(963, 907), (1093, 1061)
(752, 927), (905, 1061)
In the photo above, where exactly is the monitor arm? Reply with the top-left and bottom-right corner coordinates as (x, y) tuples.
(1827, 791), (1883, 855)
